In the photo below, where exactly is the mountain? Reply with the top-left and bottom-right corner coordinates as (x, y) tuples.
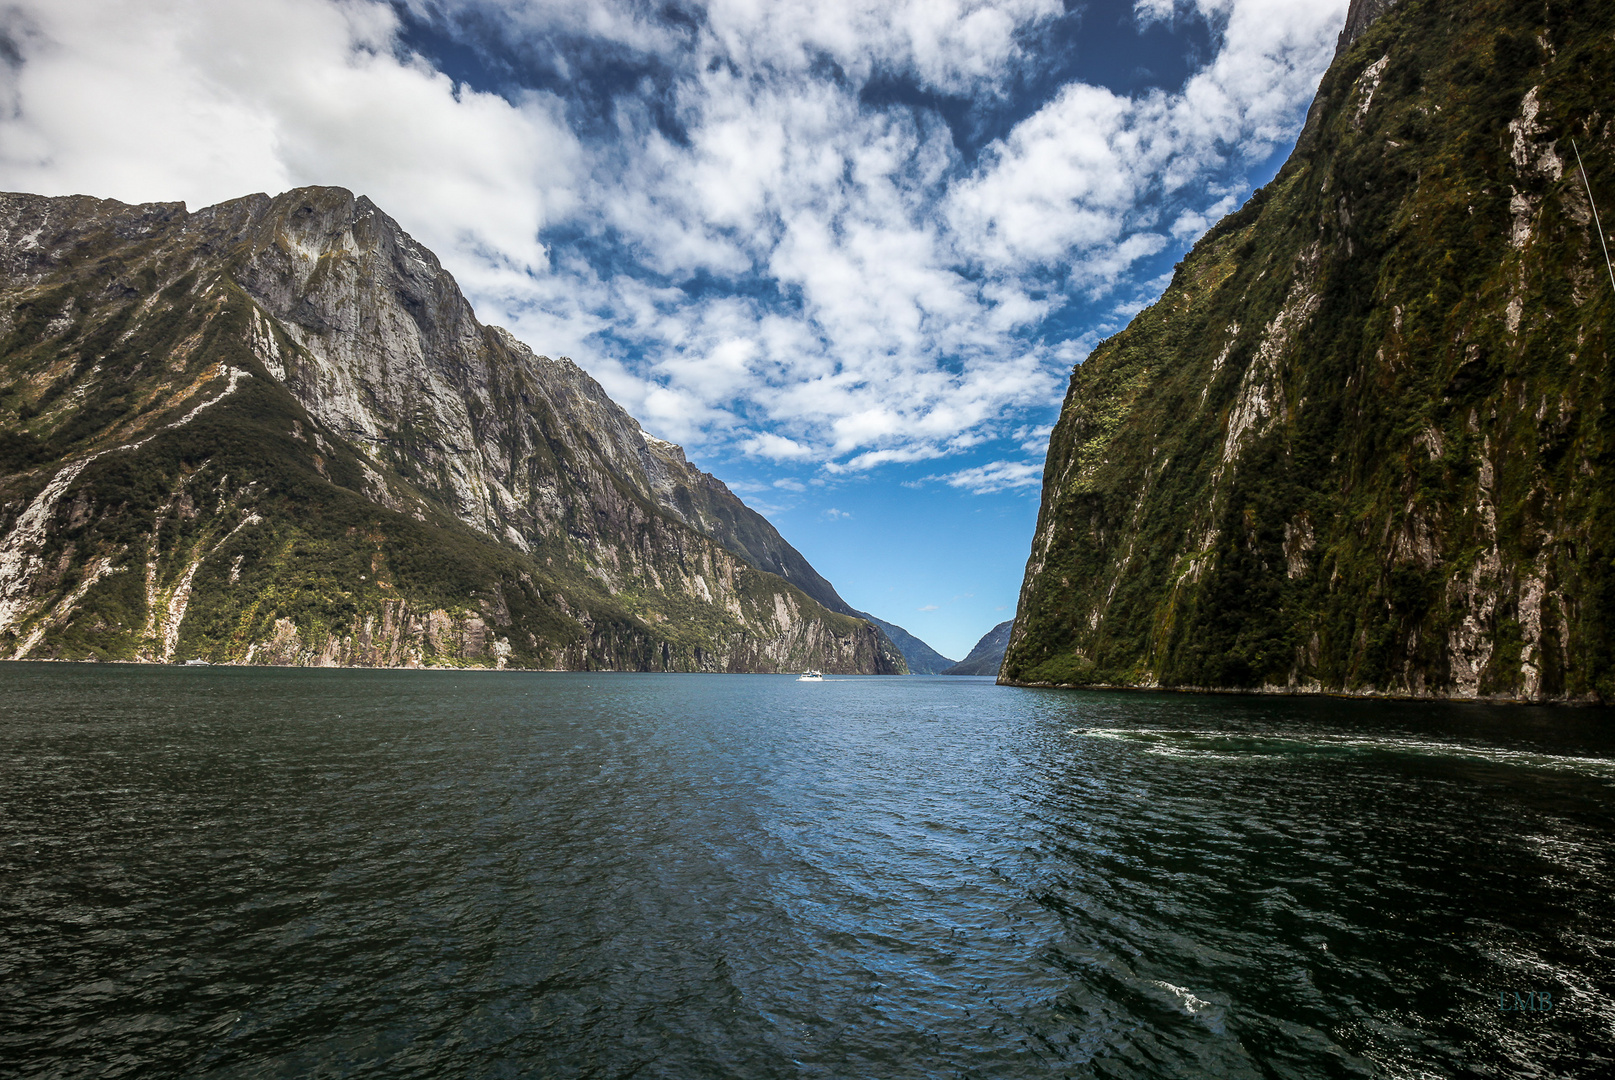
(851, 611), (957, 674)
(1002, 0), (1615, 703)
(943, 621), (1012, 676)
(0, 187), (906, 673)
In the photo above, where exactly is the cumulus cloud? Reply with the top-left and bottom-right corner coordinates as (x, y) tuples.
(934, 460), (1045, 494)
(0, 0), (1349, 480)
(547, 0), (1345, 468)
(1134, 0), (1179, 28)
(0, 0), (580, 292)
(947, 0), (1344, 287)
(742, 431), (815, 461)
(1014, 423), (1055, 452)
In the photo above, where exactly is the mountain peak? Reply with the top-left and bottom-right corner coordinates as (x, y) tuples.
(1336, 0), (1399, 56)
(0, 187), (905, 672)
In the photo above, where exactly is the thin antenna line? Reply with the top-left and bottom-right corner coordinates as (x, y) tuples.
(1573, 138), (1615, 296)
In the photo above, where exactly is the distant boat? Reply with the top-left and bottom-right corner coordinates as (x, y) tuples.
(797, 670), (823, 681)
(183, 659), (210, 666)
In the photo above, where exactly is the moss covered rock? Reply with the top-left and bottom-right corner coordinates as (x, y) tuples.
(1002, 0), (1615, 702)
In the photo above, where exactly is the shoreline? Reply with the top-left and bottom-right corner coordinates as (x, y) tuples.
(2, 656), (1602, 703)
(996, 677), (1607, 708)
(0, 657), (913, 676)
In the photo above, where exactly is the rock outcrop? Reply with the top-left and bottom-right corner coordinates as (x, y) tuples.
(0, 187), (905, 672)
(1002, 0), (1615, 702)
(1337, 0), (1399, 55)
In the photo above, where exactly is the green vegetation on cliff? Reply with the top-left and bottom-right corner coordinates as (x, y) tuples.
(1003, 0), (1615, 702)
(0, 190), (904, 672)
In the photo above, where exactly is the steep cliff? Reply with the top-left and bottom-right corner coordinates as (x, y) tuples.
(1003, 0), (1615, 702)
(0, 187), (905, 672)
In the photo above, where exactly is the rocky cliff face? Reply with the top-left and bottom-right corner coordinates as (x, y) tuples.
(0, 187), (905, 672)
(1337, 0), (1400, 54)
(1002, 0), (1615, 702)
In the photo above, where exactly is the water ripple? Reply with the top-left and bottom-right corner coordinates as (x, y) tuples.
(2, 667), (1611, 1078)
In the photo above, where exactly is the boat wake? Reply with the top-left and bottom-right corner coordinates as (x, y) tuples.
(1067, 727), (1615, 777)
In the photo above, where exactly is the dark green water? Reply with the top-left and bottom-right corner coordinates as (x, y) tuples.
(2, 664), (1611, 1079)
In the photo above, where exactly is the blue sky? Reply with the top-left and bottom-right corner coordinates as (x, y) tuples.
(0, 0), (1346, 659)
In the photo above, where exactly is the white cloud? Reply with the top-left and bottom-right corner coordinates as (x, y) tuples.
(823, 507), (853, 520)
(947, 0), (1345, 289)
(0, 0), (580, 292)
(1134, 0), (1179, 28)
(1171, 193), (1240, 239)
(696, 0), (1064, 94)
(742, 431), (815, 461)
(400, 0), (693, 59)
(918, 604), (939, 611)
(421, 0), (1065, 95)
(1014, 423), (1055, 452)
(0, 0), (1349, 477)
(553, 0), (1346, 467)
(934, 460), (1045, 494)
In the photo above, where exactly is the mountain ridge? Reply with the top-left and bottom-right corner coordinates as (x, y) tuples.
(943, 620), (1012, 677)
(851, 611), (957, 674)
(0, 186), (905, 672)
(1002, 0), (1615, 703)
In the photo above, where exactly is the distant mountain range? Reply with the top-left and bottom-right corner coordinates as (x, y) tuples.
(852, 611), (957, 674)
(943, 621), (1012, 676)
(0, 187), (906, 672)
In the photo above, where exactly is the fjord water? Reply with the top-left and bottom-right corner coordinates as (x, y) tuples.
(3, 666), (1611, 1079)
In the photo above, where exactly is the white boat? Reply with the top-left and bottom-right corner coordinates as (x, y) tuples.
(796, 670), (823, 681)
(183, 659), (210, 666)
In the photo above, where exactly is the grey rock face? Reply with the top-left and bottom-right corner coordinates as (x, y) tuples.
(1336, 0), (1398, 55)
(0, 186), (905, 672)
